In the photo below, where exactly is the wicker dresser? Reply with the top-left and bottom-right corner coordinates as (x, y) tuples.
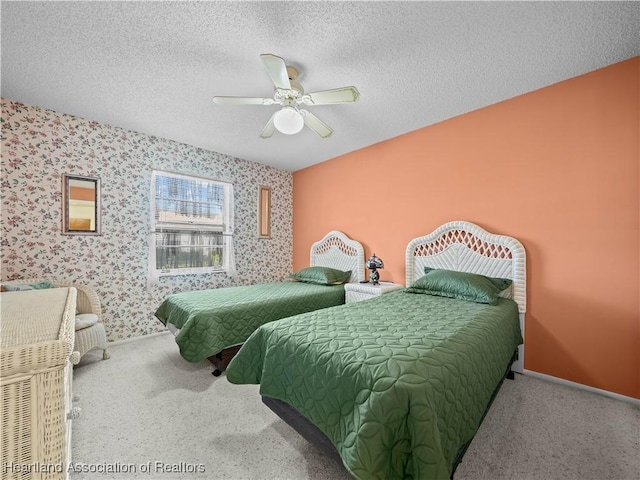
(1, 288), (78, 480)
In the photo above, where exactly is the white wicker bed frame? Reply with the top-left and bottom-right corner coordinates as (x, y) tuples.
(261, 221), (527, 469)
(168, 230), (365, 376)
(310, 230), (365, 282)
(165, 232), (364, 331)
(405, 220), (527, 372)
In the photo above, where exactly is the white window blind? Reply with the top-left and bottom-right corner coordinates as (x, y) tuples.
(149, 170), (234, 278)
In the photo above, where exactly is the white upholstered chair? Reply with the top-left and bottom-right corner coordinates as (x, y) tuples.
(1, 279), (110, 362)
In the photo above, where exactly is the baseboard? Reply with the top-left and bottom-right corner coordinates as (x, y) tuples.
(108, 330), (171, 347)
(523, 369), (640, 406)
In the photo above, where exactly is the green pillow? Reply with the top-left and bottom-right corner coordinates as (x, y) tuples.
(424, 267), (512, 292)
(1, 280), (55, 292)
(405, 268), (512, 305)
(290, 266), (352, 285)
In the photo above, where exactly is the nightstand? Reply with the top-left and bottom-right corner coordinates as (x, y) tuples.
(345, 281), (404, 303)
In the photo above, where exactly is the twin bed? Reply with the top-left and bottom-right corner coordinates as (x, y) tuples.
(226, 221), (526, 479)
(154, 230), (365, 375)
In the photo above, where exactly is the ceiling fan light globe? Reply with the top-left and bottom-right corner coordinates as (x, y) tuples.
(273, 107), (304, 135)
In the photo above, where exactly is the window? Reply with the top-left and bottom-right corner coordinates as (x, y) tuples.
(150, 170), (234, 278)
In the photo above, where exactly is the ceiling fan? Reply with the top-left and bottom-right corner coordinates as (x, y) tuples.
(212, 54), (360, 139)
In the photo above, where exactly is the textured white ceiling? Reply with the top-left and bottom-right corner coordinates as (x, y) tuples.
(2, 1), (639, 172)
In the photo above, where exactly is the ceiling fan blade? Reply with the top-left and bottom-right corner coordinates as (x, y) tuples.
(260, 54), (291, 90)
(304, 86), (360, 105)
(212, 96), (275, 105)
(300, 110), (333, 138)
(260, 112), (277, 139)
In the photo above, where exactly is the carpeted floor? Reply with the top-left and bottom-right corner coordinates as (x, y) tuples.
(70, 332), (640, 480)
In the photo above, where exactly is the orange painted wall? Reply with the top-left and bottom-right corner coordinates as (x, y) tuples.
(293, 57), (639, 399)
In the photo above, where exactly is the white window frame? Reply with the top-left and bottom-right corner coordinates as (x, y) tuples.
(149, 170), (235, 279)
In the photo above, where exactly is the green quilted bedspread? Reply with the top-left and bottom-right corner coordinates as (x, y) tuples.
(154, 282), (345, 362)
(226, 290), (522, 480)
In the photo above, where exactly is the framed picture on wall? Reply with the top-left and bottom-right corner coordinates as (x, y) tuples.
(62, 174), (102, 235)
(258, 185), (271, 239)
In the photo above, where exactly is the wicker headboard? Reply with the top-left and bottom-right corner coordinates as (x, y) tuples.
(405, 221), (526, 314)
(310, 231), (365, 283)
(406, 221), (527, 373)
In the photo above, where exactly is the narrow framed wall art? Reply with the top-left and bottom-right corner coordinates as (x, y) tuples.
(258, 185), (271, 239)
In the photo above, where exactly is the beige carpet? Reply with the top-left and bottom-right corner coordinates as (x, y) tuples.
(70, 332), (640, 480)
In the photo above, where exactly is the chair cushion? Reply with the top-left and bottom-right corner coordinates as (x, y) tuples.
(75, 313), (99, 331)
(1, 280), (55, 292)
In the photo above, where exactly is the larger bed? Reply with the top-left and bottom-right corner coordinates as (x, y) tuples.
(226, 221), (526, 479)
(155, 230), (365, 373)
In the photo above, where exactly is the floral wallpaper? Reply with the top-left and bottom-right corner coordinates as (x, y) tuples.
(1, 98), (293, 341)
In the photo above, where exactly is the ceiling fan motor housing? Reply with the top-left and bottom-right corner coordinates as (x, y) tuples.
(286, 66), (303, 94)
